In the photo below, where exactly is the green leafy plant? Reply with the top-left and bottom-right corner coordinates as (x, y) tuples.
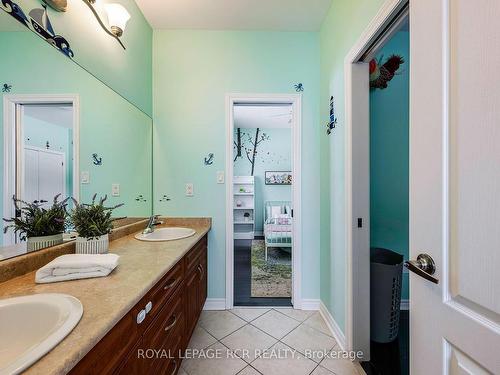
(70, 194), (123, 239)
(3, 194), (69, 240)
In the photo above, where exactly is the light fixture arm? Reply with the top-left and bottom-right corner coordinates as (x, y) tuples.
(81, 0), (126, 50)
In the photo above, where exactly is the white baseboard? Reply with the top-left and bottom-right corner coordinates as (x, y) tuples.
(400, 299), (410, 310)
(320, 301), (346, 351)
(300, 299), (320, 310)
(203, 298), (226, 310)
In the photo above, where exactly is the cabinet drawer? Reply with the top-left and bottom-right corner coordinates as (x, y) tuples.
(144, 285), (185, 351)
(142, 287), (185, 373)
(185, 236), (207, 273)
(146, 260), (184, 322)
(150, 319), (185, 375)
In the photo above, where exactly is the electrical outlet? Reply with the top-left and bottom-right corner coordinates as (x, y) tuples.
(185, 183), (194, 196)
(217, 171), (225, 184)
(81, 171), (90, 184)
(111, 183), (120, 197)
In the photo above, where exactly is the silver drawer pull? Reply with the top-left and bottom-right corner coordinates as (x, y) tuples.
(170, 360), (178, 375)
(164, 278), (177, 290)
(164, 315), (177, 332)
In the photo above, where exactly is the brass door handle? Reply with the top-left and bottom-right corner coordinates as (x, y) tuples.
(405, 254), (439, 284)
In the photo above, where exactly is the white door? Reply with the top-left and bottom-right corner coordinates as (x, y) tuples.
(411, 1), (500, 373)
(24, 147), (65, 206)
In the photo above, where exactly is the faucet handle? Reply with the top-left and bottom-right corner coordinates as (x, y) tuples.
(152, 215), (163, 225)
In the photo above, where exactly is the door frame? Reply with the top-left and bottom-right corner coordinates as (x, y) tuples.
(225, 93), (302, 309)
(344, 0), (408, 358)
(3, 94), (80, 245)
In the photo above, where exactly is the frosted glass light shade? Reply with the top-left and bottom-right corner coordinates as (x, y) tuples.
(104, 3), (130, 37)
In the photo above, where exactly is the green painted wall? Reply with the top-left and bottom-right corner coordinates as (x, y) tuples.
(234, 127), (292, 231)
(153, 30), (320, 300)
(24, 114), (74, 199)
(319, 0), (387, 333)
(0, 32), (153, 243)
(370, 31), (409, 300)
(0, 1), (153, 115)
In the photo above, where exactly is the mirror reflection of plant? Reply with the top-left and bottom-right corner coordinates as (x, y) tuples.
(70, 194), (123, 239)
(3, 194), (69, 240)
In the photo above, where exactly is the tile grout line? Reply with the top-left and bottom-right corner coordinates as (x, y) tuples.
(195, 310), (340, 375)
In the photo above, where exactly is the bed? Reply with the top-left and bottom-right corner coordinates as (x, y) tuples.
(264, 201), (292, 261)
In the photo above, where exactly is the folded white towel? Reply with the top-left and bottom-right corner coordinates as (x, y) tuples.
(35, 254), (120, 284)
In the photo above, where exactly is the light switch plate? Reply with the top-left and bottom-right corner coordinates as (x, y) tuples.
(217, 171), (225, 184)
(185, 183), (194, 196)
(81, 171), (90, 184)
(111, 183), (120, 197)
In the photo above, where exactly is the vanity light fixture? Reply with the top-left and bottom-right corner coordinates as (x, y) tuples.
(104, 3), (130, 38)
(81, 0), (130, 50)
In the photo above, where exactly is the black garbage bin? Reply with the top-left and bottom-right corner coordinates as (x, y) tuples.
(370, 247), (403, 343)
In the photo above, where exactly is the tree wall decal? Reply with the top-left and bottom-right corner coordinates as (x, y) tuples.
(233, 128), (270, 175)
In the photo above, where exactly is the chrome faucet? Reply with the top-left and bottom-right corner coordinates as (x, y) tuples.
(142, 215), (162, 235)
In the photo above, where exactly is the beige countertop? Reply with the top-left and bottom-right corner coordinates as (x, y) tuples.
(0, 218), (211, 375)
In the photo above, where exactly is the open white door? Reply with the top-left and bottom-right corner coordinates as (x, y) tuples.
(411, 1), (500, 373)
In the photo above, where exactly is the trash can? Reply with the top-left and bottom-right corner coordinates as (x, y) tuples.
(370, 247), (403, 343)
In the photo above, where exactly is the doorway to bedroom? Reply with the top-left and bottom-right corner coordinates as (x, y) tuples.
(226, 94), (301, 308)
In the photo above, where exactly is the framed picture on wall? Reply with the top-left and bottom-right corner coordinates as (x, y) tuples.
(265, 171), (292, 185)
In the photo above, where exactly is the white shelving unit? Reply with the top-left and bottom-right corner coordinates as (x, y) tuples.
(233, 176), (255, 240)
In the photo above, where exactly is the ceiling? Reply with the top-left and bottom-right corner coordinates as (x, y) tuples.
(23, 105), (74, 129)
(234, 104), (292, 129)
(135, 0), (332, 31)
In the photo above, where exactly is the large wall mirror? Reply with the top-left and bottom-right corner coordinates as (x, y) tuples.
(0, 14), (153, 260)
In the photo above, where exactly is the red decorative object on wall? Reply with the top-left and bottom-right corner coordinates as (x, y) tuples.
(369, 55), (404, 89)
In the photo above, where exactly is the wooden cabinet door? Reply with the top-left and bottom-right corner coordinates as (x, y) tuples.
(197, 251), (207, 316)
(115, 338), (144, 375)
(185, 267), (199, 339)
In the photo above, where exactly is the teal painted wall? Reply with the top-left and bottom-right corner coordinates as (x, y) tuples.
(0, 1), (153, 115)
(0, 32), (153, 243)
(153, 30), (320, 300)
(370, 31), (409, 300)
(24, 114), (74, 199)
(234, 128), (292, 231)
(319, 0), (387, 333)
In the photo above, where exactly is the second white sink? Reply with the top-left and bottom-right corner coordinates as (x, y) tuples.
(135, 227), (196, 242)
(0, 293), (83, 375)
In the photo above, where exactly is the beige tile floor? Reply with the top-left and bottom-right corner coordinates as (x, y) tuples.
(181, 308), (365, 375)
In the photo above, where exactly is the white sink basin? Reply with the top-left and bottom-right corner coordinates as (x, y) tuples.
(134, 227), (196, 242)
(0, 293), (83, 375)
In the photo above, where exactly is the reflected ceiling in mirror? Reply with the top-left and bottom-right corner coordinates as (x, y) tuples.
(0, 0), (152, 115)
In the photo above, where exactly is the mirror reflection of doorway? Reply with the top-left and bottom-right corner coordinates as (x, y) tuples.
(20, 104), (74, 208)
(2, 99), (77, 253)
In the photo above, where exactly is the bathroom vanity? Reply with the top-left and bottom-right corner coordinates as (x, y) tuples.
(0, 218), (211, 374)
(70, 234), (207, 374)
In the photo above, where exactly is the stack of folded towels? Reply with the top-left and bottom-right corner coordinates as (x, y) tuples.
(35, 253), (120, 284)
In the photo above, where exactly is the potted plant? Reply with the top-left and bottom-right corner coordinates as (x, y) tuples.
(70, 194), (123, 254)
(3, 194), (68, 252)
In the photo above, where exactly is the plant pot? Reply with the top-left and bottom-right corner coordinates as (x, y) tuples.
(75, 234), (109, 254)
(27, 233), (64, 252)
